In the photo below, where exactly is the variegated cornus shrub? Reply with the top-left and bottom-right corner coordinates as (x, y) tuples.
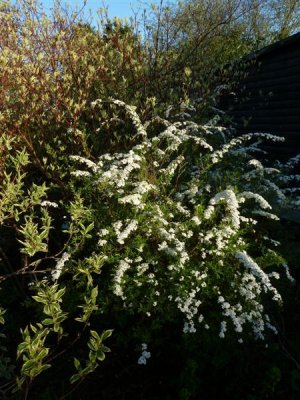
(0, 134), (112, 397)
(0, 100), (298, 397)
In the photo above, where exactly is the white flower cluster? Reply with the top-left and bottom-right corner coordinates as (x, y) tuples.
(204, 190), (240, 229)
(70, 155), (98, 173)
(159, 123), (213, 152)
(71, 170), (91, 177)
(92, 98), (147, 138)
(160, 155), (185, 177)
(211, 132), (284, 164)
(51, 252), (70, 281)
(217, 287), (275, 340)
(137, 343), (151, 365)
(71, 150), (143, 193)
(41, 201), (58, 208)
(199, 225), (238, 259)
(69, 99), (295, 342)
(238, 192), (272, 210)
(113, 259), (131, 299)
(114, 219), (138, 245)
(98, 228), (109, 246)
(119, 194), (143, 207)
(285, 153), (300, 169)
(248, 159), (263, 169)
(282, 264), (296, 284)
(251, 210), (279, 220)
(235, 251), (282, 303)
(99, 151), (143, 190)
(246, 157), (300, 209)
(279, 175), (300, 184)
(261, 179), (286, 202)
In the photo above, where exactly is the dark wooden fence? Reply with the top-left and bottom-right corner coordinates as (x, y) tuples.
(221, 32), (300, 160)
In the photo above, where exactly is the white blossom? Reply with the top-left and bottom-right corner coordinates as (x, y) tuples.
(138, 343), (151, 365)
(71, 170), (91, 177)
(238, 192), (272, 210)
(283, 264), (296, 284)
(51, 252), (70, 281)
(41, 201), (58, 208)
(205, 189), (240, 229)
(116, 220), (138, 244)
(235, 251), (282, 303)
(252, 210), (279, 220)
(114, 259), (131, 298)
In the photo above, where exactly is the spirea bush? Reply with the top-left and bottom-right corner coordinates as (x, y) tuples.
(0, 99), (299, 397)
(69, 99), (297, 341)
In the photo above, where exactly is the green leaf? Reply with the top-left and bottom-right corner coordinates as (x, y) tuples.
(22, 359), (37, 373)
(70, 373), (81, 384)
(39, 364), (51, 373)
(100, 345), (111, 353)
(90, 330), (100, 341)
(14, 377), (26, 391)
(39, 348), (49, 360)
(17, 342), (27, 358)
(32, 296), (47, 304)
(42, 318), (54, 326)
(74, 357), (81, 371)
(96, 350), (105, 361)
(101, 329), (113, 341)
(90, 286), (98, 302)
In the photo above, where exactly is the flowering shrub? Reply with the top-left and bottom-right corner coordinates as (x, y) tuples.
(68, 99), (297, 342)
(0, 2), (299, 398)
(0, 98), (299, 397)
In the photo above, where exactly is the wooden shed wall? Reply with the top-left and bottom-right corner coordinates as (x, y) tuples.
(224, 33), (300, 159)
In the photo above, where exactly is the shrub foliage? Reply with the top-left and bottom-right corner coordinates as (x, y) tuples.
(0, 1), (299, 399)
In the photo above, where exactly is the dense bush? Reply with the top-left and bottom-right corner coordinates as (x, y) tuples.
(1, 97), (299, 398)
(0, 1), (300, 399)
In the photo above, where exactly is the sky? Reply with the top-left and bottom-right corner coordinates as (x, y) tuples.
(39, 0), (160, 20)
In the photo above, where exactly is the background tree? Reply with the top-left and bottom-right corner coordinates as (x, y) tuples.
(141, 0), (300, 113)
